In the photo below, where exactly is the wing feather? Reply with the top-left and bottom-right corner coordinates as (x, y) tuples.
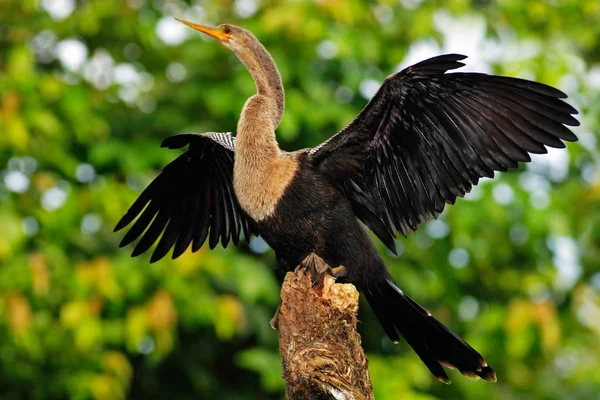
(172, 193), (199, 259)
(216, 152), (241, 245)
(151, 208), (184, 263)
(133, 208), (169, 257)
(115, 132), (255, 262)
(310, 54), (578, 239)
(192, 182), (211, 252)
(209, 165), (225, 250)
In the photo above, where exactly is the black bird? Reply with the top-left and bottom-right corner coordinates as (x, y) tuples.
(115, 20), (579, 384)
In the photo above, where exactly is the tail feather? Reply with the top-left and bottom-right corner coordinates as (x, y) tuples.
(365, 279), (496, 384)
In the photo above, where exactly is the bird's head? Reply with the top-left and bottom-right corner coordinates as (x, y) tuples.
(175, 19), (253, 52)
(175, 18), (285, 124)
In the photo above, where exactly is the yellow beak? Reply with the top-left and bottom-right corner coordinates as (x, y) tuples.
(175, 18), (229, 42)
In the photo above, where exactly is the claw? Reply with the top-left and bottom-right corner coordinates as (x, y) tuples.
(270, 303), (281, 330)
(298, 253), (347, 286)
(330, 265), (347, 278)
(273, 255), (343, 330)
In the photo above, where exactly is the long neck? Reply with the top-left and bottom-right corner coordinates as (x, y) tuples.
(233, 39), (284, 128)
(231, 35), (299, 222)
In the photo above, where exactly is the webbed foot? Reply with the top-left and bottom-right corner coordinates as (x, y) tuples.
(298, 253), (347, 286)
(270, 254), (348, 330)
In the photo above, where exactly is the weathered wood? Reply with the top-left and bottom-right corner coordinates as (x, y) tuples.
(276, 254), (374, 400)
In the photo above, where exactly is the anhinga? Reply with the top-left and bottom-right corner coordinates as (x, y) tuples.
(115, 20), (579, 384)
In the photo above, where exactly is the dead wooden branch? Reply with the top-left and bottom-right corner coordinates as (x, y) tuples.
(276, 254), (374, 400)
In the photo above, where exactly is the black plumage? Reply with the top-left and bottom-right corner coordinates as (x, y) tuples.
(115, 132), (254, 263)
(310, 54), (578, 241)
(116, 45), (578, 384)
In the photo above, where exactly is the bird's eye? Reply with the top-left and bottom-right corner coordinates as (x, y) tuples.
(223, 26), (231, 34)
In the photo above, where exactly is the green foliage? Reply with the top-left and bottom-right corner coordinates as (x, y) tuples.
(1, 0), (599, 399)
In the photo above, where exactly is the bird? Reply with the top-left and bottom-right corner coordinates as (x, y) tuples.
(114, 19), (579, 384)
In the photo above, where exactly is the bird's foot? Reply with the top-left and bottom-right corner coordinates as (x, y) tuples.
(329, 265), (347, 279)
(270, 254), (348, 331)
(297, 253), (347, 286)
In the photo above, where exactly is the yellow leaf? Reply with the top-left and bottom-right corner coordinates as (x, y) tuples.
(146, 291), (177, 332)
(533, 301), (561, 353)
(75, 319), (103, 351)
(60, 301), (91, 329)
(7, 46), (35, 83)
(40, 75), (63, 102)
(507, 362), (533, 388)
(6, 117), (29, 151)
(505, 298), (532, 334)
(1, 91), (20, 121)
(91, 374), (125, 400)
(214, 294), (245, 340)
(154, 328), (175, 357)
(30, 110), (64, 138)
(33, 172), (56, 191)
(104, 351), (133, 384)
(0, 213), (21, 261)
(6, 293), (31, 333)
(572, 284), (600, 334)
(174, 246), (205, 276)
(76, 258), (122, 300)
(125, 307), (147, 351)
(29, 252), (49, 296)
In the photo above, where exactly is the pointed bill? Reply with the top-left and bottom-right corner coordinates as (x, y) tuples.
(175, 18), (229, 42)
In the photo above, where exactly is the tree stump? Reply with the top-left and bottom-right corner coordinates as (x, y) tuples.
(276, 254), (374, 400)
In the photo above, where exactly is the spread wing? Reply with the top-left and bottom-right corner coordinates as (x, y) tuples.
(310, 54), (579, 242)
(114, 132), (255, 263)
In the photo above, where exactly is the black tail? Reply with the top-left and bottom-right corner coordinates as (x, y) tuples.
(365, 279), (496, 384)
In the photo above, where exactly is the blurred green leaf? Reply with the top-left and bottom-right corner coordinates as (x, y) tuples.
(0, 0), (598, 399)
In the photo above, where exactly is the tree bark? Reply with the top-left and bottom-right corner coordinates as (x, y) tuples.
(276, 254), (374, 400)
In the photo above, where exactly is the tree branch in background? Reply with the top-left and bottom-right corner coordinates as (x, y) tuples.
(276, 254), (374, 400)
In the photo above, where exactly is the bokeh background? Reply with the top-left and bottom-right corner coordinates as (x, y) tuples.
(1, 0), (599, 399)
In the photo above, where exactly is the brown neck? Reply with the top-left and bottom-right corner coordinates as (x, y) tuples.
(233, 39), (284, 127)
(230, 33), (299, 221)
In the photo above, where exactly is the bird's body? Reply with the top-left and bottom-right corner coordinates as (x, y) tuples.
(115, 20), (579, 384)
(230, 36), (388, 288)
(253, 153), (388, 288)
